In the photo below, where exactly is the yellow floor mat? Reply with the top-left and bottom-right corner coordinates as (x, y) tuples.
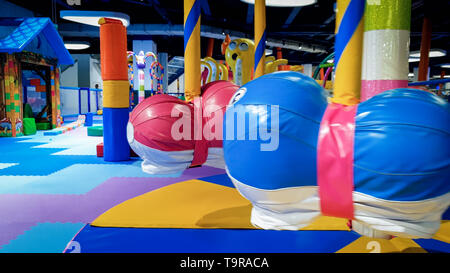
(337, 236), (427, 253)
(92, 179), (350, 231)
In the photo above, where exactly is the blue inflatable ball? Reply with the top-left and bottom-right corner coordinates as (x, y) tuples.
(354, 88), (449, 201)
(224, 71), (328, 189)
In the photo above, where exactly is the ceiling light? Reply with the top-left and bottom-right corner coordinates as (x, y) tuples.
(64, 41), (90, 50)
(408, 73), (414, 77)
(409, 49), (447, 58)
(265, 48), (273, 56)
(60, 10), (130, 27)
(432, 75), (450, 79)
(240, 0), (317, 7)
(408, 57), (420, 62)
(440, 63), (450, 68)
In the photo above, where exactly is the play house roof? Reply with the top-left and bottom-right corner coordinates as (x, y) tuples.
(0, 17), (74, 65)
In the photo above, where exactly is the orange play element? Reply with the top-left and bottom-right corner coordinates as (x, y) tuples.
(320, 68), (325, 80)
(99, 18), (128, 81)
(278, 65), (291, 71)
(35, 85), (46, 92)
(221, 34), (231, 55)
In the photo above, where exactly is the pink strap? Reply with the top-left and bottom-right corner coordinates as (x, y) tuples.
(190, 97), (208, 167)
(317, 103), (357, 219)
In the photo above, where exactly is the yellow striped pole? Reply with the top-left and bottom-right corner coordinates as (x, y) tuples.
(332, 0), (365, 105)
(184, 0), (201, 102)
(254, 0), (266, 79)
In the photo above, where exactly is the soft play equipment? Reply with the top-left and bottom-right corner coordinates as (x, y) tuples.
(361, 0), (410, 101)
(264, 56), (304, 75)
(254, 0), (265, 79)
(127, 50), (158, 103)
(22, 117), (36, 136)
(223, 71), (450, 239)
(127, 80), (239, 174)
(201, 57), (219, 85)
(217, 62), (228, 81)
(36, 122), (51, 131)
(87, 126), (103, 137)
(99, 18), (130, 162)
(150, 59), (164, 94)
(225, 38), (255, 86)
(200, 60), (213, 85)
(183, 0), (201, 102)
(264, 56), (288, 74)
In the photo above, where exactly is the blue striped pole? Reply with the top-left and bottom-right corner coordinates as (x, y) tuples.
(332, 0), (365, 105)
(184, 0), (201, 101)
(254, 0), (266, 79)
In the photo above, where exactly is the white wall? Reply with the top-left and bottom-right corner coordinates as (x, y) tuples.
(60, 62), (79, 116)
(168, 73), (185, 95)
(60, 55), (104, 115)
(90, 57), (102, 111)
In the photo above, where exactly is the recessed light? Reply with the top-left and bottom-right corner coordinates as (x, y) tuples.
(64, 41), (90, 50)
(409, 49), (447, 58)
(60, 10), (130, 27)
(240, 0), (317, 7)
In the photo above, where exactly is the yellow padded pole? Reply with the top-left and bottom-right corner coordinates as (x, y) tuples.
(184, 0), (202, 101)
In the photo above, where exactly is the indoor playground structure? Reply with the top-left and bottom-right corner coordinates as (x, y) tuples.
(0, 0), (449, 255)
(0, 17), (73, 137)
(126, 50), (164, 103)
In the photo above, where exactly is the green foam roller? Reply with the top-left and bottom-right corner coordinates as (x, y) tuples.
(87, 126), (103, 137)
(23, 118), (37, 135)
(36, 122), (51, 130)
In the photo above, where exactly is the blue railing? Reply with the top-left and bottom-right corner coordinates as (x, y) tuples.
(408, 78), (450, 86)
(60, 86), (103, 115)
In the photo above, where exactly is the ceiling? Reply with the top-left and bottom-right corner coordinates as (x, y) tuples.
(6, 0), (450, 76)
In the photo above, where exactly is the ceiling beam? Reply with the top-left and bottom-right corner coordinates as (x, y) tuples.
(320, 14), (335, 28)
(246, 4), (254, 25)
(201, 0), (211, 16)
(282, 7), (302, 29)
(59, 23), (328, 53)
(150, 0), (172, 24)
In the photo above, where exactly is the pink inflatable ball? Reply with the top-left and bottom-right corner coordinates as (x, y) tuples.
(200, 80), (240, 147)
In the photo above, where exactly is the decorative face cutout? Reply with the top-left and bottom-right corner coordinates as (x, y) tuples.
(225, 38), (255, 86)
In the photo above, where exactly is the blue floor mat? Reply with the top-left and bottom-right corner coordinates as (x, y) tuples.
(0, 222), (85, 253)
(71, 225), (359, 253)
(0, 163), (180, 195)
(414, 238), (450, 253)
(198, 174), (235, 188)
(0, 137), (138, 176)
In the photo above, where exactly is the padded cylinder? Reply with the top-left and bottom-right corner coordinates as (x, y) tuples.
(103, 108), (130, 161)
(99, 18), (128, 81)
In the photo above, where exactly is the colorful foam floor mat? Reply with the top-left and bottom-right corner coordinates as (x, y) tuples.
(0, 123), (449, 253)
